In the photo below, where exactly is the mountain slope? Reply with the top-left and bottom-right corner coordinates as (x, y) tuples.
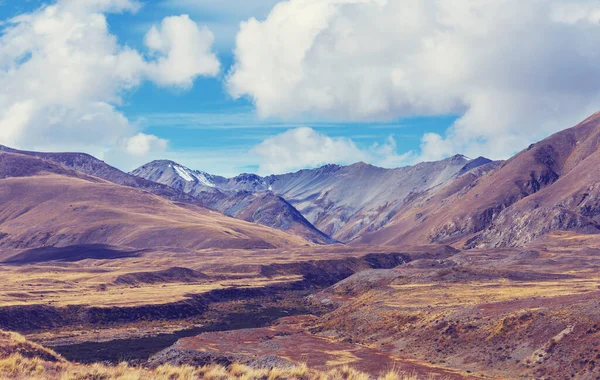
(266, 156), (484, 241)
(132, 161), (334, 244)
(468, 114), (600, 247)
(356, 112), (600, 248)
(0, 145), (199, 204)
(134, 156), (492, 243)
(0, 146), (332, 244)
(0, 152), (311, 250)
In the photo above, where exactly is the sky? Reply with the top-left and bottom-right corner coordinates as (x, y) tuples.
(1, 0), (600, 176)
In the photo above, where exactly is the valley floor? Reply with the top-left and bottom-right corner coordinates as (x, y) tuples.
(1, 234), (600, 378)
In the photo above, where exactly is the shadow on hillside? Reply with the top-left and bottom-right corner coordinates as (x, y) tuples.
(2, 244), (143, 265)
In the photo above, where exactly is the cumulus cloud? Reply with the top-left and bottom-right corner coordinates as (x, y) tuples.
(145, 15), (220, 87)
(252, 127), (411, 175)
(0, 0), (219, 167)
(104, 133), (169, 170)
(160, 0), (282, 50)
(228, 0), (600, 161)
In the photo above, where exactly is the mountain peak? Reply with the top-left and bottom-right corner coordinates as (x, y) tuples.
(132, 160), (217, 187)
(448, 154), (470, 162)
(348, 161), (380, 170)
(141, 159), (179, 167)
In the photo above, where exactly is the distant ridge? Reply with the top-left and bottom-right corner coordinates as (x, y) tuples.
(9, 110), (600, 249)
(134, 153), (492, 242)
(0, 151), (311, 250)
(132, 160), (335, 244)
(0, 145), (334, 244)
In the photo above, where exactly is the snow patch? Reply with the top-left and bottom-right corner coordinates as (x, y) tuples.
(171, 164), (215, 187)
(173, 165), (195, 182)
(196, 172), (215, 187)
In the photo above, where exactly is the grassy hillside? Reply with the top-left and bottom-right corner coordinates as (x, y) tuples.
(0, 330), (425, 380)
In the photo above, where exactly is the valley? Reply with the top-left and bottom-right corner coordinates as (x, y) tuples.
(2, 114), (600, 378)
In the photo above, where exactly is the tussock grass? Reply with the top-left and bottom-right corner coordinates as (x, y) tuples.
(0, 330), (437, 380)
(0, 353), (432, 380)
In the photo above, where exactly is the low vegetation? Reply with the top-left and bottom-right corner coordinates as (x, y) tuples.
(0, 330), (427, 380)
(0, 354), (425, 380)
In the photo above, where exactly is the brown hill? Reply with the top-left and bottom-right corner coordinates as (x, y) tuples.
(0, 146), (332, 244)
(131, 161), (334, 244)
(355, 112), (600, 248)
(0, 152), (311, 251)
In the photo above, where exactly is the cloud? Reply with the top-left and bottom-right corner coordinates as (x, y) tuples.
(123, 132), (168, 156)
(159, 0), (281, 51)
(104, 133), (169, 171)
(228, 0), (600, 161)
(144, 15), (220, 87)
(252, 127), (412, 175)
(0, 0), (219, 168)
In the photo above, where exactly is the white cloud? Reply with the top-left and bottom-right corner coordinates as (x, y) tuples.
(371, 135), (415, 168)
(228, 0), (600, 161)
(0, 0), (219, 168)
(124, 132), (168, 156)
(104, 132), (169, 171)
(159, 0), (281, 51)
(144, 15), (220, 87)
(252, 127), (412, 175)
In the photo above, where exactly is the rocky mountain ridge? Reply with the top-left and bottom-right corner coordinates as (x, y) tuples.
(134, 154), (493, 242)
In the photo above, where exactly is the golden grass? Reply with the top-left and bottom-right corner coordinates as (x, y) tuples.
(0, 331), (64, 363)
(0, 268), (302, 308)
(0, 330), (439, 380)
(0, 354), (432, 380)
(385, 278), (600, 309)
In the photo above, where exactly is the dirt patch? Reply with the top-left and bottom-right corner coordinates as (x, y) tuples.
(151, 316), (471, 378)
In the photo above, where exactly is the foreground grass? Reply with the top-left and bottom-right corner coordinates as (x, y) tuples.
(0, 354), (424, 380)
(0, 330), (427, 380)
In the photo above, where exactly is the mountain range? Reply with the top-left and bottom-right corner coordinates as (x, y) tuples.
(2, 112), (600, 251)
(0, 150), (309, 251)
(4, 112), (600, 380)
(133, 154), (493, 243)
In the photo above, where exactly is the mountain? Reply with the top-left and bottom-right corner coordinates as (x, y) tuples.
(0, 151), (311, 250)
(265, 155), (490, 241)
(140, 155), (490, 242)
(0, 145), (199, 204)
(11, 111), (600, 250)
(133, 156), (488, 243)
(356, 112), (600, 248)
(131, 161), (334, 244)
(0, 146), (333, 244)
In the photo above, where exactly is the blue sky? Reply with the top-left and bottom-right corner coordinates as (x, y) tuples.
(0, 0), (454, 176)
(108, 0), (453, 174)
(1, 0), (599, 176)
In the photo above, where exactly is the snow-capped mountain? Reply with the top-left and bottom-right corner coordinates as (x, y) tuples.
(134, 155), (493, 242)
(132, 160), (225, 197)
(131, 160), (335, 244)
